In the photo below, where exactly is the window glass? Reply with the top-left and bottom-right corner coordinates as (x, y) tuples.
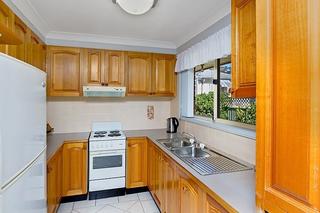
(218, 57), (256, 125)
(194, 63), (217, 119)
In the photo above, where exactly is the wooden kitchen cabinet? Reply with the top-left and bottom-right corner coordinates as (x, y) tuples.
(231, 0), (256, 98)
(47, 147), (63, 213)
(179, 173), (202, 213)
(126, 137), (148, 188)
(126, 52), (152, 96)
(162, 155), (179, 213)
(82, 49), (125, 86)
(105, 50), (125, 86)
(256, 0), (320, 212)
(62, 142), (88, 197)
(0, 1), (14, 53)
(8, 15), (28, 61)
(152, 54), (176, 96)
(205, 194), (228, 213)
(47, 46), (82, 96)
(27, 31), (46, 71)
(82, 49), (105, 85)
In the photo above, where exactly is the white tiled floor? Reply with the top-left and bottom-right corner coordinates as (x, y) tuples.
(57, 192), (160, 213)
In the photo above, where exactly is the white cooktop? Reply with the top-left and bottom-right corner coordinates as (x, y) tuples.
(89, 122), (126, 141)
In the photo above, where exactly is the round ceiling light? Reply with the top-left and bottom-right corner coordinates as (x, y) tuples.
(113, 0), (158, 15)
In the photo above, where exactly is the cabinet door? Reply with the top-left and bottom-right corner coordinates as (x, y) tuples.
(47, 150), (61, 213)
(126, 52), (152, 96)
(26, 31), (46, 71)
(47, 46), (82, 96)
(105, 51), (125, 86)
(126, 137), (148, 188)
(0, 1), (14, 54)
(83, 49), (104, 85)
(153, 147), (163, 207)
(62, 142), (88, 197)
(152, 54), (176, 96)
(206, 194), (228, 213)
(8, 16), (28, 61)
(231, 0), (256, 98)
(47, 156), (57, 213)
(162, 156), (178, 213)
(256, 0), (320, 212)
(147, 141), (155, 192)
(179, 174), (201, 213)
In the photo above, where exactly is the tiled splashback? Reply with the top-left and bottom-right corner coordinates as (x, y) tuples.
(47, 99), (171, 133)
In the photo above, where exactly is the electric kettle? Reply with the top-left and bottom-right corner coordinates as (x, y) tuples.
(167, 117), (179, 133)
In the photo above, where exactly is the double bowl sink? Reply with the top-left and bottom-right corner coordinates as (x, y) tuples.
(158, 138), (210, 158)
(156, 137), (252, 176)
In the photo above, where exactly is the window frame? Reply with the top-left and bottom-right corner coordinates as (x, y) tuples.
(181, 56), (256, 136)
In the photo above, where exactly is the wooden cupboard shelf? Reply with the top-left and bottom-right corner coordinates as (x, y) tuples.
(0, 23), (22, 45)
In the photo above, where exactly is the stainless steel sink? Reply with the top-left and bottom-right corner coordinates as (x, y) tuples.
(173, 147), (211, 158)
(157, 138), (193, 149)
(157, 136), (253, 176)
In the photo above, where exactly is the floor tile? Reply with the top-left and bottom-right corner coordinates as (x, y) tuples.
(138, 192), (153, 201)
(96, 205), (124, 213)
(95, 197), (119, 206)
(109, 201), (136, 211)
(141, 200), (160, 213)
(127, 201), (144, 213)
(58, 202), (74, 213)
(72, 206), (104, 213)
(118, 194), (139, 202)
(73, 200), (95, 209)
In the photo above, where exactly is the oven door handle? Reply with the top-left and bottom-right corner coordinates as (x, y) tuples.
(90, 151), (125, 156)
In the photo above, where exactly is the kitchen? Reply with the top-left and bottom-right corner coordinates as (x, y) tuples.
(0, 0), (319, 213)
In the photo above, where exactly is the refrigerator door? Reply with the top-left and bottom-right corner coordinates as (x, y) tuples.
(0, 54), (46, 186)
(0, 150), (46, 213)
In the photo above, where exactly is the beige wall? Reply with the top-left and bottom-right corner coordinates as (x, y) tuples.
(47, 98), (171, 133)
(171, 74), (256, 165)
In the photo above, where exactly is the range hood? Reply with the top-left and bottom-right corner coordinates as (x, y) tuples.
(83, 86), (126, 97)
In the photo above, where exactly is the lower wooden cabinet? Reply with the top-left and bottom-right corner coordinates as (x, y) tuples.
(47, 147), (63, 213)
(62, 142), (88, 196)
(47, 141), (88, 213)
(126, 137), (148, 188)
(147, 140), (230, 213)
(179, 174), (202, 213)
(206, 194), (229, 213)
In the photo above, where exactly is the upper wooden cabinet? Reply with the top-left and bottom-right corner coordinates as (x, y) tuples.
(152, 54), (176, 96)
(126, 137), (148, 188)
(105, 50), (125, 86)
(62, 142), (87, 197)
(82, 49), (104, 85)
(256, 0), (320, 212)
(27, 31), (46, 71)
(8, 16), (28, 61)
(126, 52), (176, 96)
(47, 46), (82, 96)
(231, 0), (256, 98)
(0, 1), (14, 53)
(126, 52), (152, 96)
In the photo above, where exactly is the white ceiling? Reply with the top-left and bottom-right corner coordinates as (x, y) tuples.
(6, 0), (230, 50)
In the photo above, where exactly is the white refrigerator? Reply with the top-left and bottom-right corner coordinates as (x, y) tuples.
(0, 53), (47, 213)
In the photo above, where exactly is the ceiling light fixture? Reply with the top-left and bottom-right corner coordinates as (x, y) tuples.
(112, 0), (158, 15)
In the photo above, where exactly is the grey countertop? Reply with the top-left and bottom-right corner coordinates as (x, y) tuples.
(46, 132), (90, 160)
(46, 129), (255, 213)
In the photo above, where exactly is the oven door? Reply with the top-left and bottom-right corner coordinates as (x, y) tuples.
(89, 150), (125, 180)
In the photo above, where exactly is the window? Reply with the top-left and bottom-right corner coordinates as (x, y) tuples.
(181, 56), (256, 126)
(193, 62), (217, 119)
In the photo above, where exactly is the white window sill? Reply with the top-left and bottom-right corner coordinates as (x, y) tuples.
(180, 116), (256, 140)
